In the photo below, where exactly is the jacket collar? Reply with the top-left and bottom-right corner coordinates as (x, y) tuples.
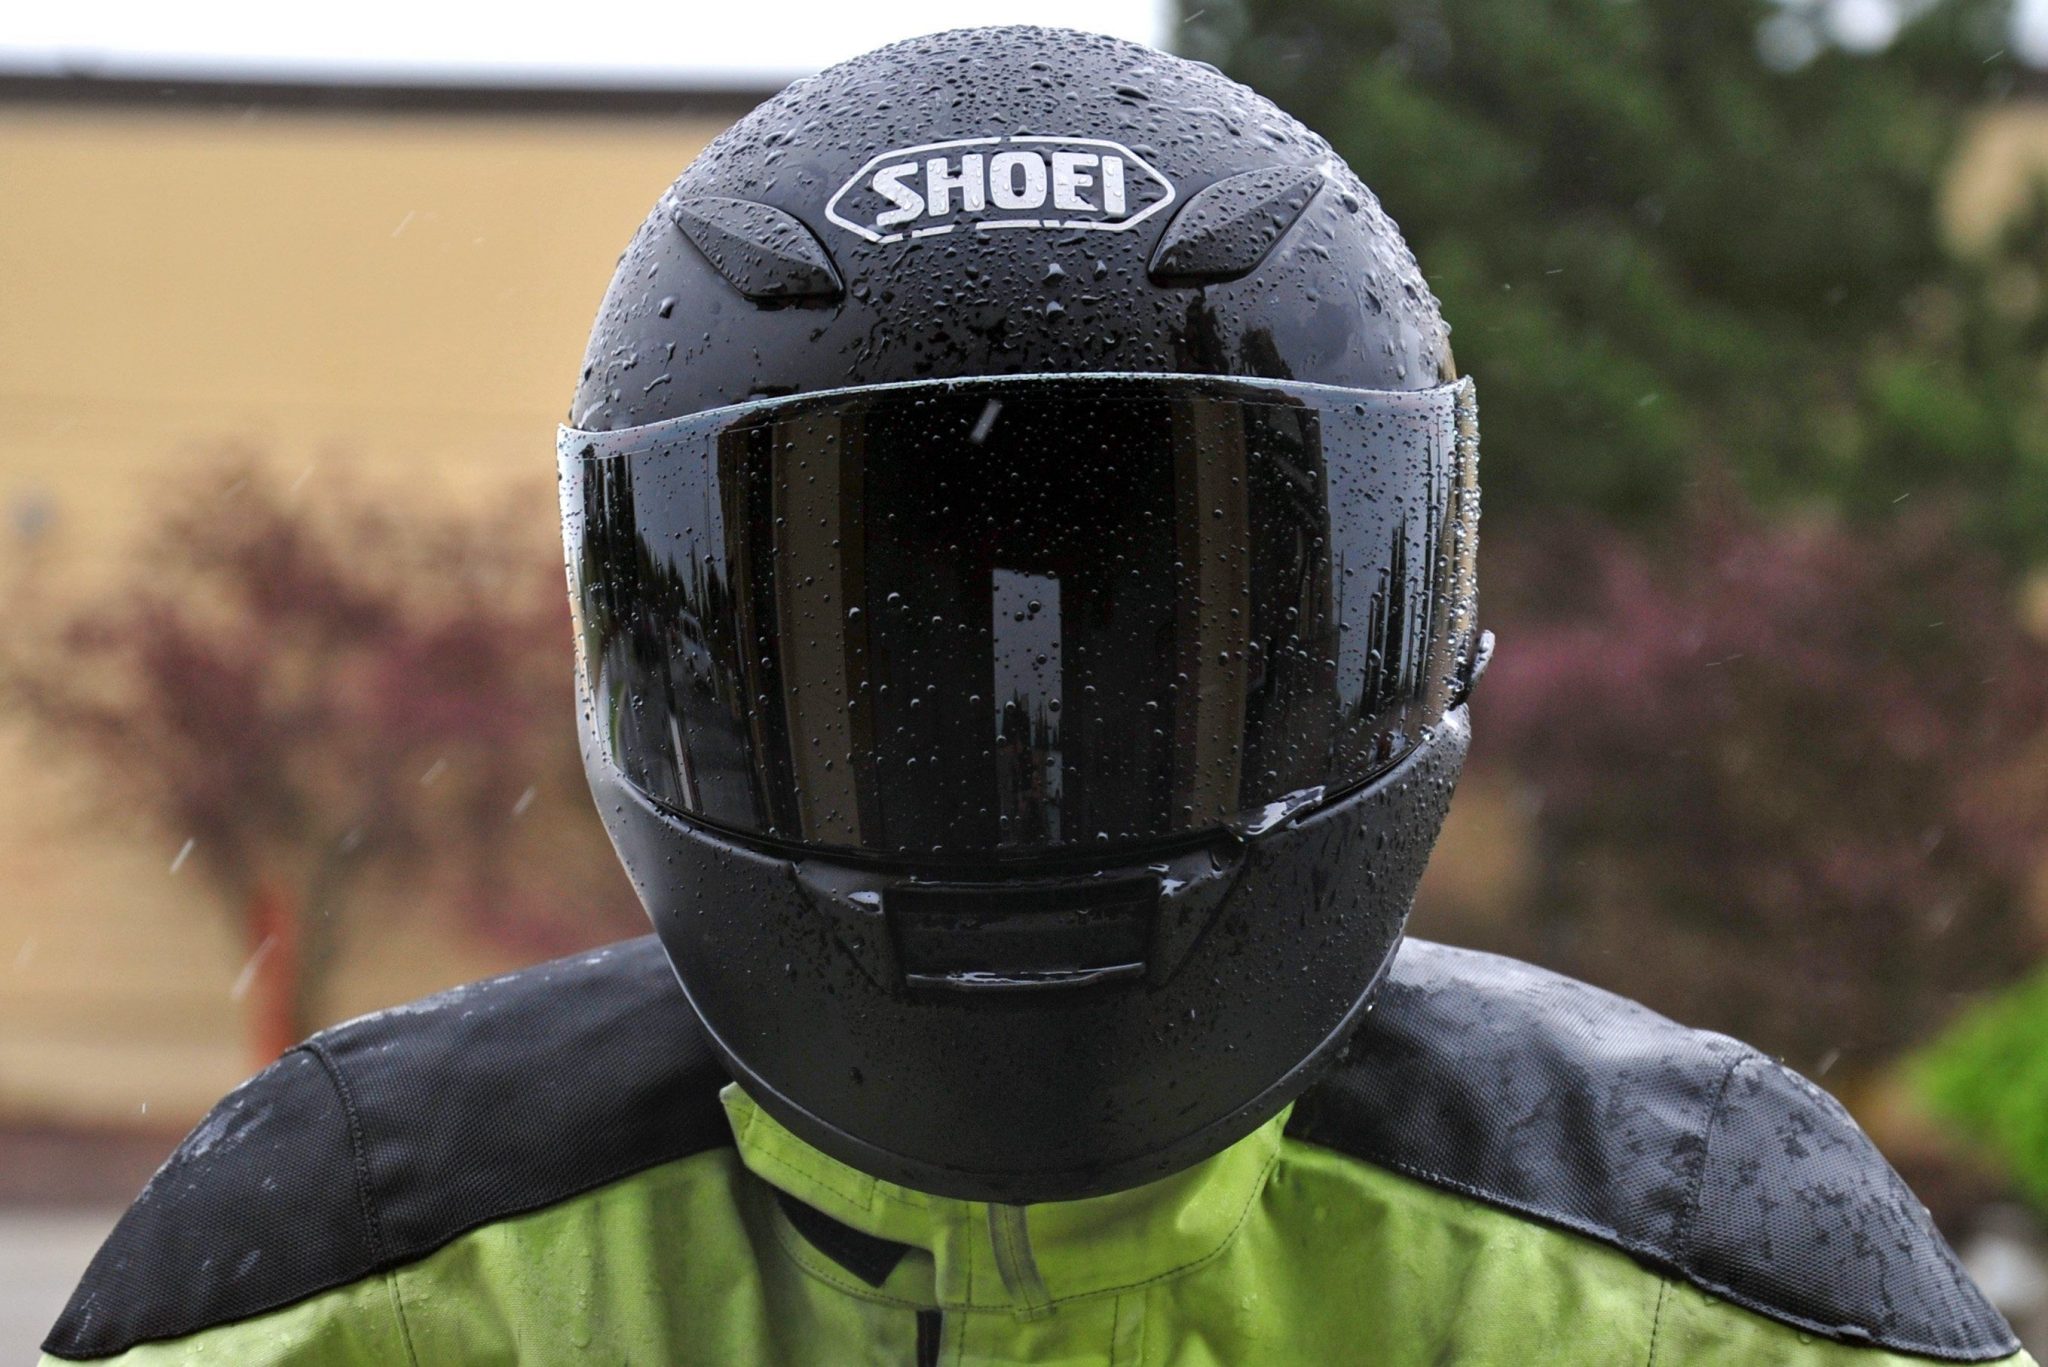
(721, 1085), (1285, 1314)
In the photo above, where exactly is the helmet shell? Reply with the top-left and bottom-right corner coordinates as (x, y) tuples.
(564, 26), (1476, 1201)
(570, 25), (1451, 432)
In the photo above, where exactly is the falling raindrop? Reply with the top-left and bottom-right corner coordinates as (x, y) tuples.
(230, 936), (278, 1004)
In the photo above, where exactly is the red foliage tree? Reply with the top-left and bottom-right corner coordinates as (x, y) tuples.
(1458, 495), (2048, 1080)
(4, 462), (640, 1062)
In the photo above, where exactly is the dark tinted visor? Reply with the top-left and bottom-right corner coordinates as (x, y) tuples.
(561, 373), (1478, 864)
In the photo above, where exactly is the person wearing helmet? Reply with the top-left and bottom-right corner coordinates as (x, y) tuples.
(40, 27), (2033, 1367)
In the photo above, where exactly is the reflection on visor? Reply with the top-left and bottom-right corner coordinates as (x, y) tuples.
(561, 373), (1478, 862)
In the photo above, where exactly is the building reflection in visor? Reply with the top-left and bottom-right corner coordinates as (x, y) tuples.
(562, 375), (1478, 864)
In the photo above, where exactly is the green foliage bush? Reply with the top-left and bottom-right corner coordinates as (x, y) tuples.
(1916, 966), (2048, 1206)
(1192, 0), (2048, 559)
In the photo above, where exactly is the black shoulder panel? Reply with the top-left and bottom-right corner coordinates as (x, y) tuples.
(1289, 939), (2018, 1362)
(44, 936), (729, 1360)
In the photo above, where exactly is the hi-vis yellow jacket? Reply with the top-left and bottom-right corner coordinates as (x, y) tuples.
(40, 937), (2034, 1366)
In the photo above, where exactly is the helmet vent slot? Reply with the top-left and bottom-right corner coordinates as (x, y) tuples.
(666, 194), (843, 304)
(887, 874), (1158, 994)
(1148, 166), (1324, 285)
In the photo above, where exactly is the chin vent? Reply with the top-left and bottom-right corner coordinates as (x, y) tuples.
(667, 195), (843, 304)
(886, 874), (1159, 995)
(1148, 166), (1325, 286)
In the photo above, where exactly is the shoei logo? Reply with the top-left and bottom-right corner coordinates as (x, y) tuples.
(824, 136), (1176, 244)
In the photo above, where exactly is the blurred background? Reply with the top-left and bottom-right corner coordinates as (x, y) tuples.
(4, 0), (2047, 1354)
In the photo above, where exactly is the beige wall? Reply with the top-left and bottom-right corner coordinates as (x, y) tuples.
(0, 103), (730, 1127)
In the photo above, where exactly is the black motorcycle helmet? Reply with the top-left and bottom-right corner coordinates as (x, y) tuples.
(560, 25), (1484, 1203)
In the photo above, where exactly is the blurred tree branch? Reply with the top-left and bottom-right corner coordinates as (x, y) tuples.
(1, 460), (639, 1061)
(1467, 495), (2048, 1079)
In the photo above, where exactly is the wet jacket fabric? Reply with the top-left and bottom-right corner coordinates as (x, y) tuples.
(41, 936), (2031, 1366)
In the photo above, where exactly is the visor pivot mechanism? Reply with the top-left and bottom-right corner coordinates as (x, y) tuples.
(1451, 629), (1495, 708)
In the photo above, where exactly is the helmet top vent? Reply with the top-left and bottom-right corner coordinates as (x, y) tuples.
(1148, 166), (1325, 285)
(667, 195), (844, 304)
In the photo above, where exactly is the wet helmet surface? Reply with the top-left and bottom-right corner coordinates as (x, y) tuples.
(561, 25), (1483, 1201)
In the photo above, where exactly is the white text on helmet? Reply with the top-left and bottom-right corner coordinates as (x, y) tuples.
(824, 136), (1176, 244)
